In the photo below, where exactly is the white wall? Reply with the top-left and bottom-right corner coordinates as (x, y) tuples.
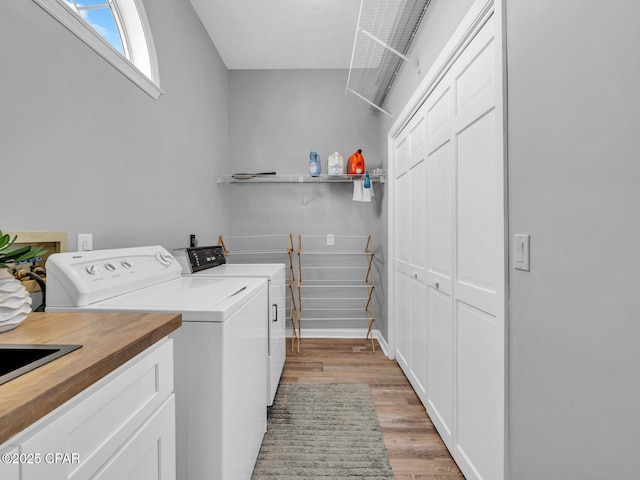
(227, 69), (386, 334)
(0, 0), (229, 251)
(506, 1), (640, 478)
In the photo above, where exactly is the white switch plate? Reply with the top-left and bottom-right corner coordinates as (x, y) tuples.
(514, 234), (530, 271)
(78, 233), (93, 252)
(327, 234), (335, 246)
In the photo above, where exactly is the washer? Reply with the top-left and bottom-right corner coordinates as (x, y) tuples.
(173, 245), (286, 406)
(45, 246), (268, 480)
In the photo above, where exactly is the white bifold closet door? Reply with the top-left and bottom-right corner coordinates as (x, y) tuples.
(392, 11), (504, 480)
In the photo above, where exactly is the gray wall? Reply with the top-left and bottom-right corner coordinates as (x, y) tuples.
(506, 1), (640, 478)
(227, 69), (386, 334)
(0, 0), (229, 251)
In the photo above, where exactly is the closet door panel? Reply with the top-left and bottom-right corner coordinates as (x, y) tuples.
(409, 115), (426, 157)
(394, 138), (411, 370)
(395, 170), (410, 270)
(426, 140), (453, 296)
(454, 18), (496, 128)
(395, 134), (410, 176)
(408, 156), (428, 400)
(409, 277), (428, 401)
(427, 85), (451, 140)
(409, 158), (427, 273)
(451, 15), (503, 480)
(456, 302), (501, 480)
(427, 287), (453, 445)
(395, 270), (411, 370)
(455, 109), (497, 316)
(453, 16), (499, 318)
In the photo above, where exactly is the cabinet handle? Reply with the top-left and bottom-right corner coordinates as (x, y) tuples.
(272, 304), (278, 322)
(434, 281), (440, 289)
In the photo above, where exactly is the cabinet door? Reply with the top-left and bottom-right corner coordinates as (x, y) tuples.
(93, 395), (176, 480)
(0, 445), (21, 480)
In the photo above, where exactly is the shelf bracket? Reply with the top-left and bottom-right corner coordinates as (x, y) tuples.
(348, 88), (392, 118)
(358, 28), (420, 71)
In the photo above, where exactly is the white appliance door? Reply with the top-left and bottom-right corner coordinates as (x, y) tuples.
(91, 277), (265, 322)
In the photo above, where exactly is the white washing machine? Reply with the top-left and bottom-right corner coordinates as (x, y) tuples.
(45, 246), (268, 480)
(173, 245), (286, 406)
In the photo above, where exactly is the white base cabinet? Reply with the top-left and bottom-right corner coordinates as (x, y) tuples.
(2, 338), (175, 480)
(0, 445), (20, 480)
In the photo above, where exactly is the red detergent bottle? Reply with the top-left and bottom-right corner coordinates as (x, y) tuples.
(348, 149), (365, 175)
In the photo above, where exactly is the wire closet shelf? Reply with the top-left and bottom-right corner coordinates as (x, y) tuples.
(346, 0), (430, 117)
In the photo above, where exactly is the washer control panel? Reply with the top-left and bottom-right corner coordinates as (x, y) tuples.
(46, 246), (182, 307)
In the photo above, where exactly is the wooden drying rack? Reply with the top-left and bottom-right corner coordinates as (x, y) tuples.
(217, 233), (300, 352)
(297, 234), (376, 351)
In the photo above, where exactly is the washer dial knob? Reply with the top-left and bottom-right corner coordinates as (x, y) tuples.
(157, 252), (173, 265)
(86, 264), (99, 275)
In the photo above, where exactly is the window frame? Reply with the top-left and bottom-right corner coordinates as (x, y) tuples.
(33, 0), (163, 100)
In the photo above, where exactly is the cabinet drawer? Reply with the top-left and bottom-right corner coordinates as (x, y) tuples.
(20, 339), (174, 480)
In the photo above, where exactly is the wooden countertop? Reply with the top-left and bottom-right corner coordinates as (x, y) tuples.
(0, 311), (181, 444)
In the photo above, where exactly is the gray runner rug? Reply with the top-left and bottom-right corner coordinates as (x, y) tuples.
(251, 383), (394, 480)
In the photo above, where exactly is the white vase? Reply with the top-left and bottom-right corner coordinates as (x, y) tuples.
(0, 268), (32, 332)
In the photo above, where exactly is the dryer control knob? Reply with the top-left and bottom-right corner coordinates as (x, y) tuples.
(121, 260), (132, 269)
(105, 263), (116, 272)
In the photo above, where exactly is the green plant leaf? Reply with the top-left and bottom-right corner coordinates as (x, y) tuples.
(0, 245), (31, 262)
(14, 250), (40, 262)
(0, 232), (47, 264)
(0, 233), (17, 251)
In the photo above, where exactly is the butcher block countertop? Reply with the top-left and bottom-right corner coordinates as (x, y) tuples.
(0, 311), (182, 444)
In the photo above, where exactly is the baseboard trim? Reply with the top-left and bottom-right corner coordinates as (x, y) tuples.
(286, 328), (390, 357)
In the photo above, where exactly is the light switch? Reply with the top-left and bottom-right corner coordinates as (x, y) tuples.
(514, 234), (530, 271)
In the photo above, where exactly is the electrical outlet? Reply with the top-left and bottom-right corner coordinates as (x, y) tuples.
(327, 234), (334, 246)
(78, 234), (93, 252)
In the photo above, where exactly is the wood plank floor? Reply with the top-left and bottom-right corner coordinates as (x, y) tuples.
(282, 338), (465, 479)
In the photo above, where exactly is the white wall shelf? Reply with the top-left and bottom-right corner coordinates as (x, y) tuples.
(216, 173), (386, 184)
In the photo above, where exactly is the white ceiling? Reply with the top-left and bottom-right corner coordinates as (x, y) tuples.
(188, 0), (362, 70)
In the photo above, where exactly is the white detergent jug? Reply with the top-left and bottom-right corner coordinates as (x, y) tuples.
(327, 152), (344, 175)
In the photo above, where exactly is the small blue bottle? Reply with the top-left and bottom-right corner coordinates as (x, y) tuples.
(309, 149), (321, 177)
(364, 171), (371, 188)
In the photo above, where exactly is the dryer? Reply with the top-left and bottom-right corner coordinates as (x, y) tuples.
(45, 246), (268, 480)
(173, 245), (286, 406)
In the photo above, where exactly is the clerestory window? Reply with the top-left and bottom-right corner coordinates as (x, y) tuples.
(65, 1), (127, 55)
(33, 0), (163, 99)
